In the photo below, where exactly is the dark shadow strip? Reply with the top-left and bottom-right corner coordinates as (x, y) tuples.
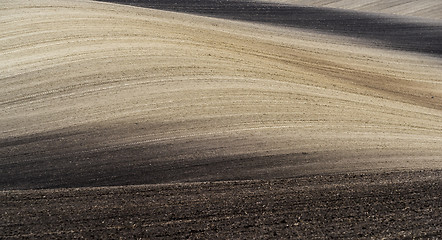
(95, 0), (442, 57)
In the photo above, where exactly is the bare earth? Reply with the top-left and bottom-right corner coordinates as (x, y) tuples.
(2, 171), (441, 239)
(255, 0), (442, 20)
(1, 0), (441, 238)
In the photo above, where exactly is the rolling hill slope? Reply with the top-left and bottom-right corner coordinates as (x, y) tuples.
(96, 0), (442, 56)
(1, 0), (442, 189)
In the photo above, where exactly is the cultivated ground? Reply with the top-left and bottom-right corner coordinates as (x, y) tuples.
(255, 0), (442, 20)
(1, 0), (441, 238)
(2, 170), (441, 239)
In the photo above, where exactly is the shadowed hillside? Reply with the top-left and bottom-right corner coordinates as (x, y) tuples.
(258, 0), (442, 20)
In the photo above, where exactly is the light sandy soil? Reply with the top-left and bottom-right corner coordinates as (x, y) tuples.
(0, 0), (442, 238)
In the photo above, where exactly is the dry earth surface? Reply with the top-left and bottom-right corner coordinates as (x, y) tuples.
(255, 0), (442, 20)
(98, 0), (442, 56)
(1, 0), (441, 238)
(2, 171), (441, 239)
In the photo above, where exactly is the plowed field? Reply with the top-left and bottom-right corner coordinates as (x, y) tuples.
(1, 0), (441, 238)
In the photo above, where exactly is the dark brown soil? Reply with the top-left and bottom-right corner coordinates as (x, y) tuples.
(1, 170), (441, 239)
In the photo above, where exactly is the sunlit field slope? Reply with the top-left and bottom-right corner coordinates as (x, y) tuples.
(1, 0), (442, 190)
(98, 0), (442, 56)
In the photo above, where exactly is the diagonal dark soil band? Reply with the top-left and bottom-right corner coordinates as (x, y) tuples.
(95, 0), (442, 56)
